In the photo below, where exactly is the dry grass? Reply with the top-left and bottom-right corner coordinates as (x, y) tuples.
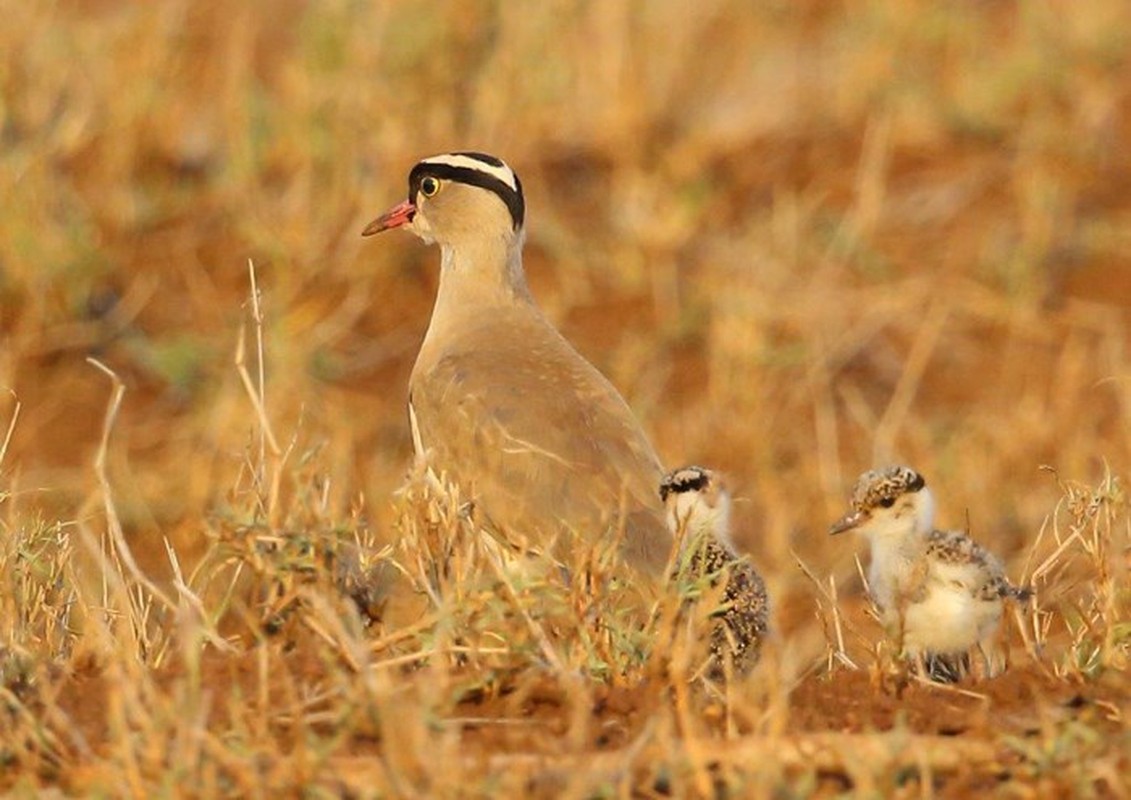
(1, 1), (1130, 796)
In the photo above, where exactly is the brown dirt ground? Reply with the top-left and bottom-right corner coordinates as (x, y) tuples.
(43, 636), (1129, 797)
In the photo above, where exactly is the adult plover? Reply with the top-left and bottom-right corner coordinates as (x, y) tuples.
(830, 465), (1030, 680)
(363, 153), (672, 576)
(660, 465), (769, 673)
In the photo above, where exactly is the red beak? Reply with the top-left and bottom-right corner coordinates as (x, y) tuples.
(361, 199), (415, 236)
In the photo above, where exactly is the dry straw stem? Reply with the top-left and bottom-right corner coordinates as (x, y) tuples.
(84, 358), (232, 662)
(235, 259), (281, 461)
(1025, 467), (1129, 675)
(480, 545), (567, 673)
(792, 549), (858, 672)
(0, 392), (19, 472)
(85, 358), (176, 616)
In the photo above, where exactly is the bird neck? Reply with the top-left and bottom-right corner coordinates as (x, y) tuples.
(434, 233), (532, 314)
(418, 235), (537, 363)
(868, 524), (928, 562)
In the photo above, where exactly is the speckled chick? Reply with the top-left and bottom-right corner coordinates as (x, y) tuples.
(830, 465), (1029, 676)
(661, 466), (769, 674)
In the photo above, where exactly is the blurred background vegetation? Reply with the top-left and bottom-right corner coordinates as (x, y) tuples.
(1, 0), (1129, 623)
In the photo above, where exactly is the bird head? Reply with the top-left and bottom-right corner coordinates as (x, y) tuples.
(362, 152), (524, 248)
(829, 465), (934, 542)
(660, 465), (734, 552)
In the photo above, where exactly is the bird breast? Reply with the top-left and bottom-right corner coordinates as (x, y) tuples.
(900, 583), (987, 655)
(408, 307), (671, 574)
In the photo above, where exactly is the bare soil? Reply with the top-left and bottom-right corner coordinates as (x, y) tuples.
(40, 634), (1128, 797)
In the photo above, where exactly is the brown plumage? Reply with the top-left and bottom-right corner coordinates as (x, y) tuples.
(365, 153), (672, 576)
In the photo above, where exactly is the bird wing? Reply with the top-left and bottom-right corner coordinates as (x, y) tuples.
(925, 528), (1021, 600)
(409, 310), (672, 576)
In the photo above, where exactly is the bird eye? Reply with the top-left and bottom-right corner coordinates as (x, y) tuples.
(879, 497), (896, 508)
(420, 176), (440, 197)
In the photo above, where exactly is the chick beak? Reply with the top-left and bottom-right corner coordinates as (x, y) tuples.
(362, 199), (415, 236)
(829, 509), (867, 536)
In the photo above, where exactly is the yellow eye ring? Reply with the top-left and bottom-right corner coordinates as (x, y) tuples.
(420, 176), (441, 197)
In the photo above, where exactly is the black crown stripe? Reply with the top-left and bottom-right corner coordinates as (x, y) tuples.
(451, 151), (506, 168)
(408, 162), (525, 230)
(659, 467), (710, 501)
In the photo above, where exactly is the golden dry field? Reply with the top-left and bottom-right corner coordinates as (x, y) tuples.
(2, 1), (1130, 796)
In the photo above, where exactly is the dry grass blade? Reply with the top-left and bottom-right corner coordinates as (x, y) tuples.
(0, 392), (19, 472)
(480, 546), (566, 673)
(85, 358), (176, 618)
(235, 259), (281, 460)
(1, 3), (1130, 796)
(792, 549), (858, 671)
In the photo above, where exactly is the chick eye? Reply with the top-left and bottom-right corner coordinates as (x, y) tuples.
(878, 497), (896, 508)
(420, 176), (440, 197)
